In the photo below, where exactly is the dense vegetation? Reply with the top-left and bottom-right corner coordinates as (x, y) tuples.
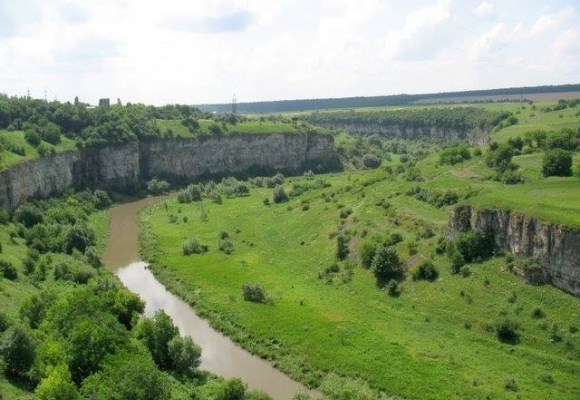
(0, 192), (277, 400)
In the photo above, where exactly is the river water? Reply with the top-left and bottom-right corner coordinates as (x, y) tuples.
(103, 198), (314, 400)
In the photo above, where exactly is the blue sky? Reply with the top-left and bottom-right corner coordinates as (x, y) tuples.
(0, 0), (578, 105)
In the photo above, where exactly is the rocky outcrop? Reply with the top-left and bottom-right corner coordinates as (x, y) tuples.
(447, 205), (580, 296)
(0, 133), (339, 210)
(315, 123), (488, 145)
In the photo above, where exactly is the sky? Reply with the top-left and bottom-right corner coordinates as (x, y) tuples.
(0, 0), (579, 105)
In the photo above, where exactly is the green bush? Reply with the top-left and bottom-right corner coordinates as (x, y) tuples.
(438, 145), (471, 165)
(272, 185), (289, 204)
(454, 230), (494, 263)
(147, 178), (170, 195)
(177, 184), (202, 203)
(386, 279), (400, 297)
(542, 149), (572, 177)
(411, 261), (439, 281)
(0, 258), (18, 280)
(371, 245), (403, 284)
(496, 318), (520, 344)
(218, 237), (234, 254)
(182, 237), (208, 255)
(336, 234), (350, 260)
(362, 154), (381, 169)
(242, 283), (268, 303)
(0, 325), (36, 377)
(25, 129), (42, 146)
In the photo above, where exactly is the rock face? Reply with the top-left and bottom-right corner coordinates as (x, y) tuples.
(315, 123), (488, 145)
(447, 205), (580, 297)
(0, 133), (338, 210)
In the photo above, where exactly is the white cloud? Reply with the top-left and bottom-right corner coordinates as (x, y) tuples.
(530, 7), (574, 37)
(0, 0), (578, 104)
(472, 1), (494, 17)
(554, 28), (580, 55)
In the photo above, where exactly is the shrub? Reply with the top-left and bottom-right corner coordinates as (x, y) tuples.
(454, 230), (494, 263)
(93, 190), (112, 209)
(411, 261), (439, 281)
(371, 245), (403, 284)
(496, 319), (520, 344)
(147, 178), (170, 195)
(438, 145), (471, 165)
(0, 325), (36, 377)
(531, 307), (545, 319)
(177, 184), (202, 203)
(485, 143), (514, 172)
(14, 203), (43, 227)
(336, 234), (349, 260)
(362, 154), (381, 169)
(218, 237), (234, 254)
(242, 283), (268, 303)
(182, 237), (208, 255)
(504, 378), (519, 392)
(386, 279), (400, 297)
(0, 311), (11, 333)
(359, 240), (377, 269)
(542, 149), (572, 177)
(25, 129), (42, 146)
(0, 259), (18, 280)
(272, 185), (289, 204)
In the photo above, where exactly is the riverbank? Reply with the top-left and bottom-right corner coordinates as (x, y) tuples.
(103, 196), (316, 400)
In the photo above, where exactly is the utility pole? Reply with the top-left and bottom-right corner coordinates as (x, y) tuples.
(232, 94), (237, 115)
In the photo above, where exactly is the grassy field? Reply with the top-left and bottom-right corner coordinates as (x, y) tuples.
(141, 99), (580, 399)
(157, 119), (308, 138)
(141, 166), (580, 399)
(0, 130), (77, 170)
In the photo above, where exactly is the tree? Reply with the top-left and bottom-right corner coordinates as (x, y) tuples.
(362, 154), (381, 169)
(36, 364), (80, 400)
(135, 310), (179, 370)
(167, 335), (202, 376)
(80, 352), (171, 400)
(542, 149), (572, 177)
(217, 378), (246, 400)
(0, 325), (36, 377)
(485, 143), (514, 172)
(20, 291), (56, 329)
(68, 316), (127, 383)
(371, 245), (403, 284)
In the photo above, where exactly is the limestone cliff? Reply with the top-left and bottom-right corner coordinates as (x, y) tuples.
(447, 205), (580, 296)
(0, 133), (339, 210)
(318, 123), (488, 145)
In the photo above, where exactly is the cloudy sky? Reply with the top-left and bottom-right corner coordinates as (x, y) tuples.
(0, 0), (578, 105)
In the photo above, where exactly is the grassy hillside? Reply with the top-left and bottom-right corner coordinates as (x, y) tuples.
(0, 130), (77, 170)
(141, 99), (580, 399)
(141, 169), (580, 399)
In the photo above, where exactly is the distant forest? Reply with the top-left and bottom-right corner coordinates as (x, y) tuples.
(197, 83), (580, 114)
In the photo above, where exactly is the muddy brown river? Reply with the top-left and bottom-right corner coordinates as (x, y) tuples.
(103, 197), (315, 400)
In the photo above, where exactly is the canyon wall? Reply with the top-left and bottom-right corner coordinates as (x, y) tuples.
(313, 123), (489, 145)
(0, 133), (339, 210)
(447, 205), (580, 297)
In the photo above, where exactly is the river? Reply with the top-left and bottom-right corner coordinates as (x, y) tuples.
(103, 197), (315, 400)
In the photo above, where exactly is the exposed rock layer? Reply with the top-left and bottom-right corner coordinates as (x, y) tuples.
(0, 133), (338, 210)
(447, 205), (580, 296)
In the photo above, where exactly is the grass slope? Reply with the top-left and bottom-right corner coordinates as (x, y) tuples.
(0, 130), (77, 170)
(142, 169), (580, 399)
